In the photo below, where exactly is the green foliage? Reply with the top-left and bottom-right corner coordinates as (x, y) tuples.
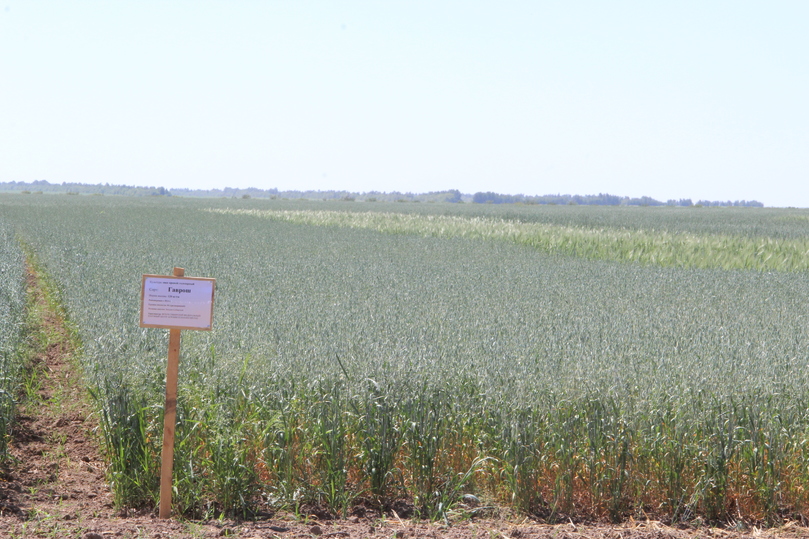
(0, 225), (27, 462)
(91, 377), (159, 508)
(403, 386), (447, 518)
(361, 379), (404, 501)
(2, 195), (809, 523)
(312, 380), (353, 516)
(213, 207), (809, 272)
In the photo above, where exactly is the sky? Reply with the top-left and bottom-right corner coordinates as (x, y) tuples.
(1, 2), (807, 207)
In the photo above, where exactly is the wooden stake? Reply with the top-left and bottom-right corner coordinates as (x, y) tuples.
(159, 267), (184, 519)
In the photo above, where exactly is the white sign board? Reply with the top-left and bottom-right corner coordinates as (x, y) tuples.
(140, 274), (215, 330)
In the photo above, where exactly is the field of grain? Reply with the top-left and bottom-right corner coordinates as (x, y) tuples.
(0, 220), (27, 462)
(1, 194), (809, 524)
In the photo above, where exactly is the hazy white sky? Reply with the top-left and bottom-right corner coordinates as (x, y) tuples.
(1, 2), (807, 206)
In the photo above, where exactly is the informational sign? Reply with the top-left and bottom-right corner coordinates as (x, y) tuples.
(140, 274), (215, 330)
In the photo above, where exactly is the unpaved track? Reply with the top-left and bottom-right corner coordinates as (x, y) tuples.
(0, 263), (115, 535)
(1, 265), (806, 538)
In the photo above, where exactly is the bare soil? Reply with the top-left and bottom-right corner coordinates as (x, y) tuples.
(1, 268), (807, 538)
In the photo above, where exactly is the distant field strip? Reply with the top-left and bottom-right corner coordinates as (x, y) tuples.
(211, 208), (809, 271)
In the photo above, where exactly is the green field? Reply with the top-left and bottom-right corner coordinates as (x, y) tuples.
(0, 219), (26, 461)
(2, 194), (809, 523)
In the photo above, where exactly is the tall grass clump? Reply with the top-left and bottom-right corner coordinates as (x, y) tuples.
(360, 379), (404, 502)
(179, 395), (261, 518)
(493, 407), (545, 516)
(91, 374), (160, 508)
(312, 379), (354, 516)
(403, 385), (447, 517)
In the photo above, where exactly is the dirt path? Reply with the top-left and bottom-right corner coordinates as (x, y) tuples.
(1, 262), (807, 538)
(0, 261), (116, 535)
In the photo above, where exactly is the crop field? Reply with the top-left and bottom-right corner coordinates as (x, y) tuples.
(0, 220), (26, 461)
(1, 194), (809, 523)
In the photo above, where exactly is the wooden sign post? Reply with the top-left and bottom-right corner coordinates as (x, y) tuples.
(140, 267), (215, 519)
(160, 283), (182, 521)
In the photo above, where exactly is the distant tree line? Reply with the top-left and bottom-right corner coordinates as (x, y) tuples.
(0, 181), (764, 207)
(170, 187), (464, 203)
(691, 199), (765, 207)
(0, 181), (464, 202)
(471, 191), (763, 207)
(0, 180), (170, 197)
